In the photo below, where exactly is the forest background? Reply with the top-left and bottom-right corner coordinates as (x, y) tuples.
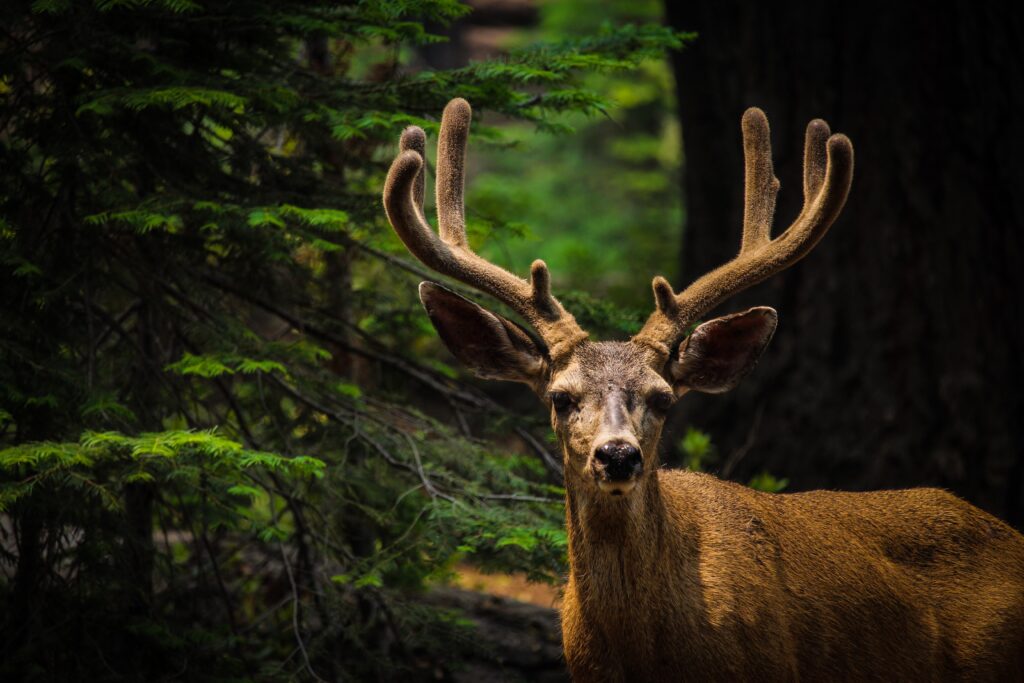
(1, 0), (1020, 680)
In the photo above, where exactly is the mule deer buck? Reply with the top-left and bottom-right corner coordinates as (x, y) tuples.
(383, 99), (1024, 681)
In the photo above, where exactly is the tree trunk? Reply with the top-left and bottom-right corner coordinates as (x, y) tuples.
(664, 2), (1024, 527)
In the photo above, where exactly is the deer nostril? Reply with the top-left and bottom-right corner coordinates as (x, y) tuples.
(594, 442), (642, 481)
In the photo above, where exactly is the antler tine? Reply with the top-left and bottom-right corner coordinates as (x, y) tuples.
(633, 110), (854, 357)
(436, 99), (470, 247)
(399, 125), (426, 213)
(383, 99), (588, 360)
(741, 108), (780, 252)
(803, 118), (830, 204)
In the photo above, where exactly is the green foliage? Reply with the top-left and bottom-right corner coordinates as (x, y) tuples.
(0, 430), (324, 538)
(680, 427), (788, 493)
(0, 0), (684, 679)
(468, 0), (693, 312)
(680, 426), (714, 472)
(747, 471), (790, 494)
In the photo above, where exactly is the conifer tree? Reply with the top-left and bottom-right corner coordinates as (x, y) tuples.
(0, 1), (683, 678)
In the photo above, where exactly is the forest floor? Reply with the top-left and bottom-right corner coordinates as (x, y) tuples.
(452, 564), (561, 608)
(425, 587), (566, 682)
(425, 566), (566, 681)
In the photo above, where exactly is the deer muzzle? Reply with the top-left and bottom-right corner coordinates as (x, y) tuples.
(593, 441), (642, 495)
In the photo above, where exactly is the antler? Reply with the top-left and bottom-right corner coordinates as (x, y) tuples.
(382, 98), (588, 360)
(632, 107), (854, 357)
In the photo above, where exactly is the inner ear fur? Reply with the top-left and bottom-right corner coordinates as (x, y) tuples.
(669, 306), (778, 395)
(419, 282), (548, 388)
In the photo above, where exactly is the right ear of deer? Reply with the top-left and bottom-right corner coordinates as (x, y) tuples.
(633, 108), (854, 358)
(383, 99), (588, 361)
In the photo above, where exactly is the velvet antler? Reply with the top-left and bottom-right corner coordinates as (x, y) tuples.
(382, 99), (588, 360)
(632, 108), (854, 357)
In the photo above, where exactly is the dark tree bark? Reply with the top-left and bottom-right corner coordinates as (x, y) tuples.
(664, 2), (1024, 527)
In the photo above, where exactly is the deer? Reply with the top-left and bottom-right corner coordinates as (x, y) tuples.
(382, 98), (1024, 682)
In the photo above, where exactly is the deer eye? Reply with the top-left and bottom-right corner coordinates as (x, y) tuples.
(548, 391), (577, 413)
(648, 391), (674, 414)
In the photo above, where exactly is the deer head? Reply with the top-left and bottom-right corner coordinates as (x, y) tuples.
(383, 99), (853, 500)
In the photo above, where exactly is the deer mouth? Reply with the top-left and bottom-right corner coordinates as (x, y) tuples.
(597, 479), (638, 496)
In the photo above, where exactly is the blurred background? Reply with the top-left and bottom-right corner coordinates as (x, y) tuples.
(1, 0), (1020, 680)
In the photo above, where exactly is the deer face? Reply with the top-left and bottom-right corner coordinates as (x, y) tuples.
(546, 342), (672, 496)
(419, 283), (778, 498)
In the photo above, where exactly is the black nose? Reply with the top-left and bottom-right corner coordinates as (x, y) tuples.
(594, 442), (642, 481)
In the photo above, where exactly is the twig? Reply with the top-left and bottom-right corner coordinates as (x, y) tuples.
(402, 433), (456, 503)
(279, 543), (327, 683)
(514, 426), (564, 482)
(478, 493), (560, 504)
(448, 396), (472, 438)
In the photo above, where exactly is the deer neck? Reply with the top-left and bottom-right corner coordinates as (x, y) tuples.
(564, 470), (695, 601)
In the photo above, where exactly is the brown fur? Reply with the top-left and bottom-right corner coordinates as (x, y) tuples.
(384, 100), (1024, 682)
(562, 468), (1024, 682)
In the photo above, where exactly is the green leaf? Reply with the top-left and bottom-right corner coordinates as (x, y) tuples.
(235, 358), (287, 375)
(165, 353), (235, 378)
(81, 395), (137, 422)
(748, 472), (789, 494)
(31, 0), (70, 12)
(681, 428), (713, 472)
(335, 382), (362, 399)
(496, 530), (538, 551)
(354, 572), (383, 589)
(247, 209), (285, 228)
(258, 526), (288, 543)
(226, 484), (263, 499)
(12, 260), (42, 277)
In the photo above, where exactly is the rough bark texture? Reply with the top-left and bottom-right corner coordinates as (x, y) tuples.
(664, 2), (1024, 527)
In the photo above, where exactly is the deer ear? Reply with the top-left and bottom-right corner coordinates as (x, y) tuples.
(419, 282), (548, 388)
(668, 306), (777, 395)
